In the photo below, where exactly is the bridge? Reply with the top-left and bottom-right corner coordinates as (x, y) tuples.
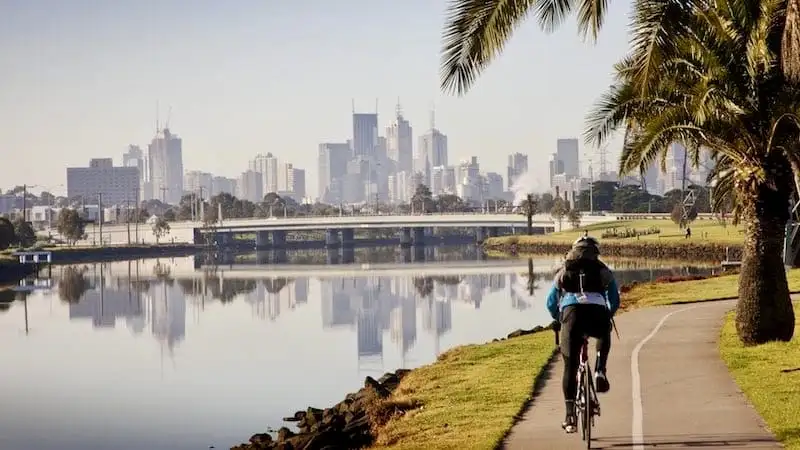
(65, 212), (618, 247)
(196, 213), (617, 249)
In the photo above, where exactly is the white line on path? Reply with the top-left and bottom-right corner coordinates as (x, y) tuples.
(630, 305), (700, 450)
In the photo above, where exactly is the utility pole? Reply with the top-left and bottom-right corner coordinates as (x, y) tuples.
(21, 184), (27, 222)
(126, 195), (131, 245)
(375, 193), (380, 213)
(159, 186), (168, 204)
(97, 192), (103, 246)
(135, 188), (140, 244)
(197, 186), (206, 222)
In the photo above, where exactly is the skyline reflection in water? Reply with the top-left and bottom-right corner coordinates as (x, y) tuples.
(0, 247), (716, 450)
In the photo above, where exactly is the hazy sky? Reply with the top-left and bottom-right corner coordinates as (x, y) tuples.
(0, 0), (632, 197)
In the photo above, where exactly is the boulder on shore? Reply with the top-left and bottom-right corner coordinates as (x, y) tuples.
(231, 369), (412, 450)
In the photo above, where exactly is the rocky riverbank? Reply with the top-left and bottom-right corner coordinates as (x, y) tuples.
(232, 325), (557, 450)
(485, 238), (742, 261)
(232, 370), (414, 450)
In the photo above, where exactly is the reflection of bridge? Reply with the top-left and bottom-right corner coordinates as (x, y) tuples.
(182, 260), (560, 280)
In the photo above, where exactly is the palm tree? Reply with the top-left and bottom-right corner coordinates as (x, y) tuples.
(584, 0), (797, 344)
(439, 0), (800, 96)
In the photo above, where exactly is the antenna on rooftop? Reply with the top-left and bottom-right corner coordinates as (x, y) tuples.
(351, 98), (355, 114)
(396, 97), (402, 118)
(430, 103), (436, 130)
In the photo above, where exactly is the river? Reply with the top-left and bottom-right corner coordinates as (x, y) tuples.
(0, 246), (718, 450)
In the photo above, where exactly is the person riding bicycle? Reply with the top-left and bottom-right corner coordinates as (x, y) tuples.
(546, 235), (620, 433)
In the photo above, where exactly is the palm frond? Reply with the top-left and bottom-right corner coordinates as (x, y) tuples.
(439, 0), (535, 96)
(782, 0), (800, 82)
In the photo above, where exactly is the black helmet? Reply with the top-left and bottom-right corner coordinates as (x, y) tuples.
(572, 235), (600, 255)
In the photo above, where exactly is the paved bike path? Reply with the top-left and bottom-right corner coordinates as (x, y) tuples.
(502, 300), (781, 449)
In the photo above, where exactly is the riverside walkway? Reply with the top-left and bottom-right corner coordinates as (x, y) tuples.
(503, 300), (781, 449)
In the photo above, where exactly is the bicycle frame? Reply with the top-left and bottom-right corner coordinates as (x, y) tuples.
(575, 336), (600, 448)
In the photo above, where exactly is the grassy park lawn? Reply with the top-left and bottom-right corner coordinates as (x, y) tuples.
(371, 330), (554, 450)
(720, 302), (800, 450)
(486, 219), (745, 247)
(371, 269), (800, 449)
(621, 269), (800, 309)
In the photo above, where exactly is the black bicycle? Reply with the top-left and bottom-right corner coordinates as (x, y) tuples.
(575, 335), (600, 448)
(554, 326), (601, 449)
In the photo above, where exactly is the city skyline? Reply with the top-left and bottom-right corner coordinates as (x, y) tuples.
(0, 1), (632, 199)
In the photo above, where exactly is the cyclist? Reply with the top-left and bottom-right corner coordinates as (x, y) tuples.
(546, 235), (620, 433)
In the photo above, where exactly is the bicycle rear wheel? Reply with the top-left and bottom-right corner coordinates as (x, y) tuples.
(577, 367), (586, 441)
(584, 367), (593, 448)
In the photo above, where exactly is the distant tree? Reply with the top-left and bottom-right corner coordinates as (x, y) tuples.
(262, 192), (287, 216)
(411, 185), (435, 213)
(436, 194), (466, 212)
(12, 218), (36, 247)
(0, 217), (15, 250)
(539, 193), (555, 213)
(567, 208), (582, 229)
(520, 194), (538, 235)
(151, 217), (171, 244)
(56, 209), (86, 245)
(550, 198), (568, 231)
(163, 209), (177, 222)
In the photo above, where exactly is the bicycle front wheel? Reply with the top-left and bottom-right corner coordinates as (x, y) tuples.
(584, 368), (593, 448)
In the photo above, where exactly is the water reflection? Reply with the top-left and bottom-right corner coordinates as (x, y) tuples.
(0, 249), (718, 450)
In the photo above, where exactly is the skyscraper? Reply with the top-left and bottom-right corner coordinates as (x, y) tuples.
(555, 139), (580, 178)
(67, 158), (140, 207)
(507, 153), (528, 189)
(288, 167), (306, 199)
(148, 128), (184, 204)
(417, 111), (448, 186)
(317, 143), (351, 203)
(123, 145), (146, 201)
(184, 171), (213, 198)
(250, 153), (279, 195)
(237, 170), (263, 203)
(352, 112), (379, 159)
(386, 102), (413, 173)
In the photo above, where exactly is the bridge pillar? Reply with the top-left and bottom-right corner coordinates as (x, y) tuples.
(255, 231), (270, 249)
(256, 251), (270, 265)
(193, 228), (203, 245)
(342, 247), (355, 264)
(399, 228), (413, 247)
(221, 250), (235, 265)
(326, 248), (341, 265)
(272, 230), (287, 248)
(412, 227), (425, 246)
(341, 228), (355, 248)
(476, 227), (487, 242)
(274, 249), (288, 264)
(221, 233), (234, 247)
(399, 247), (412, 263)
(325, 229), (340, 248)
(413, 245), (426, 262)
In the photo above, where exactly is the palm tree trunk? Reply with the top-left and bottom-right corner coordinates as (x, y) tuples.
(736, 184), (796, 345)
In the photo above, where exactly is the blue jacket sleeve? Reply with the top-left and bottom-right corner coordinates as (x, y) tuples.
(546, 283), (561, 321)
(606, 278), (620, 316)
